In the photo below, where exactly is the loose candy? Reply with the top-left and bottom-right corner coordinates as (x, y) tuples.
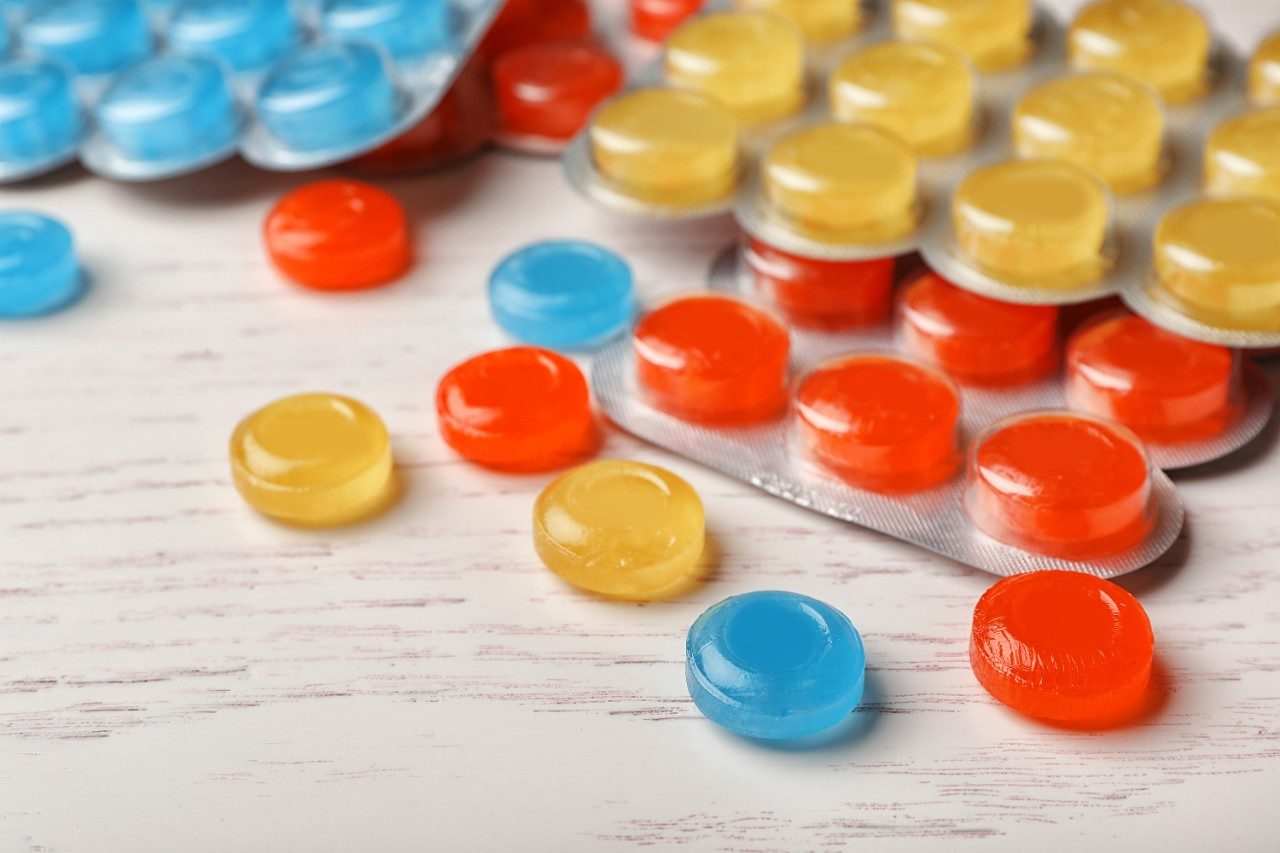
(1013, 72), (1166, 194)
(0, 212), (83, 318)
(263, 179), (412, 291)
(952, 159), (1110, 287)
(533, 459), (704, 599)
(1204, 108), (1280, 202)
(901, 272), (1058, 385)
(967, 413), (1154, 559)
(436, 347), (594, 471)
(892, 0), (1032, 71)
(970, 570), (1154, 724)
(492, 41), (623, 145)
(229, 392), (395, 526)
(589, 88), (740, 207)
(1067, 313), (1238, 443)
(686, 591), (866, 739)
(744, 238), (894, 329)
(663, 11), (805, 124)
(1069, 0), (1210, 104)
(829, 40), (975, 157)
(795, 355), (960, 492)
(630, 0), (703, 42)
(634, 294), (789, 424)
(488, 240), (634, 349)
(736, 0), (860, 44)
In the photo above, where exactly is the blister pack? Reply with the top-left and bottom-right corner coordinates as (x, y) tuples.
(0, 0), (502, 182)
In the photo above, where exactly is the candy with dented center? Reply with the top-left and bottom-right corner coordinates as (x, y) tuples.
(1069, 0), (1210, 104)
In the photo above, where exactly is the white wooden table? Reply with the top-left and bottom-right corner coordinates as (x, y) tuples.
(4, 2), (1280, 850)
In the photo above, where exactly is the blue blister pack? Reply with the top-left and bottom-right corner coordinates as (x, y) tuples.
(0, 0), (503, 182)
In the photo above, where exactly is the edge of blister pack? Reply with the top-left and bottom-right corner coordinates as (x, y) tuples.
(708, 243), (1275, 471)
(591, 282), (1185, 579)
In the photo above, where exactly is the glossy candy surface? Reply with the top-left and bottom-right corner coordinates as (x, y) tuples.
(970, 571), (1154, 724)
(1205, 108), (1280, 202)
(1153, 197), (1280, 331)
(1013, 72), (1165, 194)
(630, 0), (703, 42)
(488, 240), (634, 349)
(687, 591), (866, 739)
(902, 272), (1058, 385)
(321, 0), (448, 59)
(664, 11), (805, 124)
(1069, 0), (1210, 104)
(263, 179), (411, 291)
(745, 238), (893, 329)
(229, 393), (394, 526)
(635, 294), (789, 424)
(436, 347), (594, 471)
(735, 0), (860, 43)
(953, 159), (1110, 287)
(534, 459), (704, 599)
(829, 40), (974, 157)
(168, 0), (299, 73)
(1251, 31), (1280, 105)
(0, 60), (82, 178)
(1067, 313), (1237, 442)
(0, 212), (82, 318)
(892, 0), (1031, 71)
(967, 413), (1154, 558)
(763, 123), (918, 242)
(21, 0), (152, 76)
(589, 88), (740, 207)
(492, 41), (623, 144)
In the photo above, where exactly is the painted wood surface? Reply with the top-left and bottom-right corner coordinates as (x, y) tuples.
(3, 2), (1280, 850)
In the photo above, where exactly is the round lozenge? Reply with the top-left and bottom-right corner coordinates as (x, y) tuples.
(589, 88), (740, 208)
(744, 238), (894, 329)
(631, 0), (704, 42)
(436, 347), (593, 471)
(1013, 72), (1166, 194)
(735, 0), (860, 43)
(1152, 197), (1280, 332)
(0, 212), (83, 318)
(762, 123), (918, 243)
(952, 159), (1111, 287)
(168, 0), (299, 73)
(1069, 0), (1210, 104)
(829, 40), (975, 157)
(663, 11), (805, 124)
(970, 570), (1154, 725)
(891, 0), (1032, 71)
(795, 354), (960, 492)
(687, 591), (866, 739)
(533, 459), (704, 599)
(901, 272), (1058, 385)
(229, 392), (394, 526)
(0, 60), (82, 177)
(967, 412), (1154, 559)
(1205, 108), (1280, 202)
(1067, 313), (1238, 443)
(492, 41), (624, 144)
(1251, 31), (1280, 105)
(22, 0), (152, 76)
(634, 294), (789, 424)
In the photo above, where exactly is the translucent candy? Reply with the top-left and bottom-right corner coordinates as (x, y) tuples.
(631, 0), (703, 42)
(735, 0), (860, 44)
(488, 240), (634, 349)
(1205, 108), (1280, 202)
(436, 347), (594, 471)
(901, 272), (1058, 385)
(229, 393), (395, 526)
(1069, 0), (1210, 104)
(1251, 30), (1280, 106)
(0, 212), (83, 318)
(321, 0), (448, 60)
(1013, 72), (1165, 194)
(1152, 198), (1280, 332)
(795, 355), (960, 492)
(744, 238), (894, 329)
(168, 0), (299, 73)
(970, 570), (1154, 724)
(492, 41), (623, 143)
(664, 11), (805, 124)
(762, 123), (918, 242)
(0, 60), (82, 178)
(952, 159), (1111, 287)
(829, 40), (975, 157)
(21, 0), (152, 76)
(533, 459), (704, 599)
(634, 294), (789, 424)
(967, 413), (1154, 559)
(687, 591), (866, 739)
(891, 0), (1032, 71)
(1067, 313), (1238, 443)
(589, 88), (740, 207)
(263, 179), (411, 291)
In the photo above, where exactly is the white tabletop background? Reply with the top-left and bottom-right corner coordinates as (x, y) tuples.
(4, 1), (1280, 850)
